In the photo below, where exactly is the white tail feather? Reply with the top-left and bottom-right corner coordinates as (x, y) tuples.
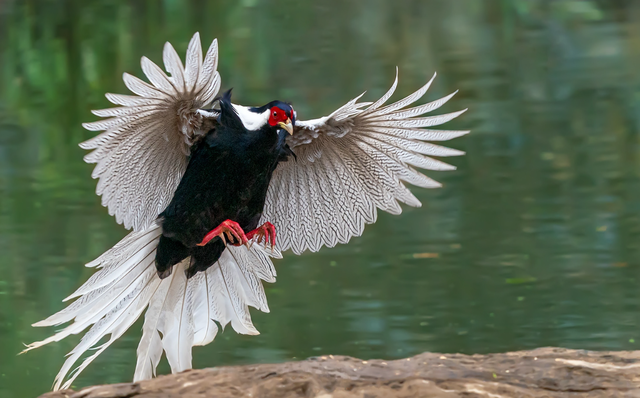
(24, 223), (279, 390)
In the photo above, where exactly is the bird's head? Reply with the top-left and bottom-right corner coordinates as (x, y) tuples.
(262, 100), (295, 135)
(207, 90), (296, 136)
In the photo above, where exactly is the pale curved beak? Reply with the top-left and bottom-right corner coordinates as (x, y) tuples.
(278, 118), (294, 135)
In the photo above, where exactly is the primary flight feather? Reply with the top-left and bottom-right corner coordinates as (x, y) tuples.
(24, 32), (468, 390)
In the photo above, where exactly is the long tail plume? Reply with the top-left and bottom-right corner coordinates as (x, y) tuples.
(22, 223), (279, 390)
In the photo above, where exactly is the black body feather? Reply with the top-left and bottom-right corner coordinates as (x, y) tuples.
(156, 93), (294, 278)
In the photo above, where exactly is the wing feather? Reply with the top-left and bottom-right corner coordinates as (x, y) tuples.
(81, 33), (221, 231)
(184, 33), (203, 92)
(324, 143), (368, 235)
(103, 93), (161, 107)
(122, 73), (168, 99)
(163, 41), (185, 90)
(383, 91), (458, 119)
(371, 109), (467, 129)
(319, 147), (361, 243)
(141, 56), (177, 95)
(299, 162), (324, 252)
(374, 72), (436, 116)
(368, 127), (469, 142)
(91, 105), (159, 118)
(198, 39), (219, 94)
(364, 68), (399, 112)
(290, 163), (311, 254)
(262, 71), (467, 254)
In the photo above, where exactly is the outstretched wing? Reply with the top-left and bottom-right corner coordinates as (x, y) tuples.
(80, 33), (221, 231)
(262, 71), (468, 254)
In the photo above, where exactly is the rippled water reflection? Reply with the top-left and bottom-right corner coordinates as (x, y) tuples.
(2, 1), (640, 396)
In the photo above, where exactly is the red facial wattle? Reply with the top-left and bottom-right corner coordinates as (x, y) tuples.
(268, 107), (288, 127)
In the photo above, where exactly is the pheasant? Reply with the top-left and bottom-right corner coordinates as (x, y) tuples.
(23, 32), (468, 390)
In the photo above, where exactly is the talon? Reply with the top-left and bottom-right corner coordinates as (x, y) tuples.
(245, 222), (276, 249)
(198, 219), (248, 247)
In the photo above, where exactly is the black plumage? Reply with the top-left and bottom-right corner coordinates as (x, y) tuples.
(156, 91), (295, 278)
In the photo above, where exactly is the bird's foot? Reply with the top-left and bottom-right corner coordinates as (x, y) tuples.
(197, 219), (248, 247)
(246, 222), (276, 250)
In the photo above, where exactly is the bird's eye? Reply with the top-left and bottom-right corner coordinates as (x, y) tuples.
(273, 111), (278, 117)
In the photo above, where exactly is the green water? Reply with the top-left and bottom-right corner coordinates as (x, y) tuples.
(2, 1), (640, 396)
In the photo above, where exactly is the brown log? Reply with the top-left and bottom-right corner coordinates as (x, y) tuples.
(39, 348), (640, 398)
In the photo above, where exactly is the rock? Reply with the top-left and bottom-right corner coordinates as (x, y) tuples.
(38, 348), (640, 398)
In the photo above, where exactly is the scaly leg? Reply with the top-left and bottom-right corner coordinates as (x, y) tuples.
(197, 219), (248, 247)
(245, 222), (276, 249)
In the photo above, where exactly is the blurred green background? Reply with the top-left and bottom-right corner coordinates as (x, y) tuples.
(2, 0), (640, 396)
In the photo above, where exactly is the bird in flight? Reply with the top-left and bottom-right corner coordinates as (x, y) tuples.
(23, 33), (468, 390)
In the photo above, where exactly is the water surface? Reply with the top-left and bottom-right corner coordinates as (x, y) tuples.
(2, 1), (640, 396)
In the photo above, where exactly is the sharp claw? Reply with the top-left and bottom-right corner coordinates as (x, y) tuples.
(233, 225), (247, 244)
(229, 231), (239, 243)
(244, 222), (277, 251)
(199, 220), (250, 247)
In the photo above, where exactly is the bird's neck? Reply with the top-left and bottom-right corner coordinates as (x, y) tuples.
(231, 104), (270, 131)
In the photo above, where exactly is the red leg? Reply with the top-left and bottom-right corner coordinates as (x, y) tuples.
(197, 219), (248, 247)
(246, 222), (276, 249)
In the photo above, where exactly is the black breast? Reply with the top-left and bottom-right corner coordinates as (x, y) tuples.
(155, 123), (293, 278)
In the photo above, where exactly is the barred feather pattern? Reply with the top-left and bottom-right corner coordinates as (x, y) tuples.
(22, 223), (279, 390)
(262, 71), (469, 254)
(80, 32), (222, 231)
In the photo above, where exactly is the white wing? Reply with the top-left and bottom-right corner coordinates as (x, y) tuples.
(262, 70), (468, 254)
(80, 33), (221, 231)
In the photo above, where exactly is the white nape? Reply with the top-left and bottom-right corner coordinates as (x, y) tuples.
(232, 104), (270, 131)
